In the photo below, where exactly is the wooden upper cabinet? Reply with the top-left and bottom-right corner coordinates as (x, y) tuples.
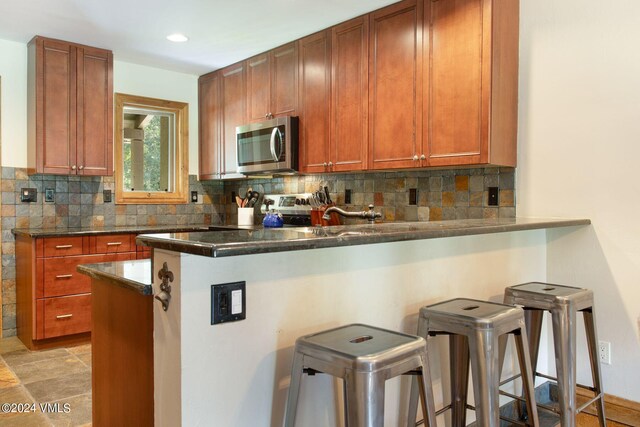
(298, 31), (332, 174)
(425, 0), (519, 167)
(28, 36), (113, 176)
(220, 62), (247, 178)
(332, 16), (369, 172)
(368, 0), (423, 170)
(76, 46), (113, 176)
(246, 42), (298, 122)
(198, 71), (222, 180)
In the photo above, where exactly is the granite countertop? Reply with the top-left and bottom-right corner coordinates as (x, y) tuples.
(137, 217), (591, 258)
(77, 259), (152, 295)
(11, 224), (241, 237)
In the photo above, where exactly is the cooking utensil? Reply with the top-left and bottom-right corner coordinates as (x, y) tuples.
(324, 186), (332, 205)
(235, 196), (244, 207)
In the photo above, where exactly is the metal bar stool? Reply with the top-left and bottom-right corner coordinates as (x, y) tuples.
(284, 323), (437, 427)
(407, 298), (540, 427)
(503, 282), (606, 427)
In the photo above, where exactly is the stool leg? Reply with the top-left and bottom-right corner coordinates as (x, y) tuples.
(468, 331), (501, 427)
(583, 308), (607, 426)
(551, 306), (578, 427)
(524, 308), (544, 376)
(407, 316), (429, 427)
(418, 352), (437, 427)
(284, 351), (304, 427)
(343, 379), (350, 427)
(346, 371), (385, 427)
(514, 328), (540, 426)
(450, 334), (470, 427)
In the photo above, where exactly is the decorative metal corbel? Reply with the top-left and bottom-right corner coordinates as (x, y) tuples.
(155, 262), (174, 311)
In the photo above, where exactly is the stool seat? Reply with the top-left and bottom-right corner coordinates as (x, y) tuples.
(505, 282), (593, 311)
(504, 282), (606, 427)
(408, 298), (540, 427)
(424, 298), (526, 332)
(285, 323), (437, 427)
(298, 324), (426, 373)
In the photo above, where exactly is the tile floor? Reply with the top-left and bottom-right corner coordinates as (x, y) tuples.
(0, 337), (91, 427)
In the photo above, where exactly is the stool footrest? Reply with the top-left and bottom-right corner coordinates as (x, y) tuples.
(577, 393), (605, 413)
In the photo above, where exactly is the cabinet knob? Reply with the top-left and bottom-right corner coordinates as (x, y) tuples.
(420, 154), (426, 161)
(78, 165), (84, 170)
(265, 114), (269, 119)
(412, 155), (419, 161)
(71, 165), (77, 170)
(323, 162), (328, 167)
(328, 162), (333, 168)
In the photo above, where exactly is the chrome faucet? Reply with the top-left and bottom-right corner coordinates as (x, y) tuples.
(322, 204), (382, 224)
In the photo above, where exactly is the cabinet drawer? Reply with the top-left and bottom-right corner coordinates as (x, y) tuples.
(94, 234), (133, 253)
(42, 237), (85, 257)
(41, 294), (91, 339)
(41, 253), (135, 297)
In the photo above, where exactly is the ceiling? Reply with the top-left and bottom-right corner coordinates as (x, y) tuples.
(0, 0), (400, 75)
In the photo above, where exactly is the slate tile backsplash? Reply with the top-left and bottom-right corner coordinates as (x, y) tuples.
(225, 167), (516, 225)
(0, 167), (225, 337)
(0, 166), (515, 337)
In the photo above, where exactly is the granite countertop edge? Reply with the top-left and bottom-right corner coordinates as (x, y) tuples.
(77, 260), (153, 295)
(137, 217), (591, 258)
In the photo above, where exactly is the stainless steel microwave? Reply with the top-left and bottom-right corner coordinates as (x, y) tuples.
(236, 116), (299, 174)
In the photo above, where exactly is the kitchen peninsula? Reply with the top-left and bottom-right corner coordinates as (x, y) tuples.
(80, 217), (589, 426)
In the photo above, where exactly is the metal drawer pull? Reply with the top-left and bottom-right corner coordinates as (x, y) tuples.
(56, 314), (73, 319)
(55, 245), (73, 249)
(106, 242), (122, 246)
(55, 274), (73, 279)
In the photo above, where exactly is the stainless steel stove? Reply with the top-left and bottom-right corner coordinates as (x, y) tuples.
(260, 193), (312, 226)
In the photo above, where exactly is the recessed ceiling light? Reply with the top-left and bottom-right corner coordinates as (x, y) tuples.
(167, 33), (189, 43)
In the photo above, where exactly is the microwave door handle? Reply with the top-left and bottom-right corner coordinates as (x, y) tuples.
(269, 127), (282, 161)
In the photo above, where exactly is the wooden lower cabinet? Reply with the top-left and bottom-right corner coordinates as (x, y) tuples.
(92, 277), (153, 426)
(15, 233), (150, 350)
(39, 294), (91, 339)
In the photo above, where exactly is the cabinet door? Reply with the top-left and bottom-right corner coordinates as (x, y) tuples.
(246, 53), (270, 122)
(76, 46), (113, 176)
(332, 16), (369, 172)
(199, 72), (222, 179)
(426, 0), (484, 166)
(426, 0), (517, 167)
(298, 31), (331, 174)
(369, 0), (423, 170)
(220, 63), (247, 178)
(36, 38), (77, 175)
(271, 43), (298, 117)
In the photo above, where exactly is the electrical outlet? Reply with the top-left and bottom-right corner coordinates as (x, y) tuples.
(599, 340), (611, 365)
(45, 188), (55, 203)
(191, 191), (198, 203)
(345, 189), (352, 204)
(103, 189), (112, 203)
(488, 187), (499, 206)
(409, 188), (418, 205)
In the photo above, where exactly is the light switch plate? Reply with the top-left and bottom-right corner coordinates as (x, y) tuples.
(211, 281), (246, 325)
(20, 188), (37, 203)
(103, 190), (112, 203)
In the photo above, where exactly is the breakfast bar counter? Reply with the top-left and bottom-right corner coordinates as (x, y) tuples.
(79, 217), (591, 427)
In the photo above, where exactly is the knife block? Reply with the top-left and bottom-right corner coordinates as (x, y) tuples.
(310, 205), (341, 226)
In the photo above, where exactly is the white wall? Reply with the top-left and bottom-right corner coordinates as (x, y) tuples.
(0, 39), (28, 167)
(0, 40), (200, 174)
(518, 0), (640, 401)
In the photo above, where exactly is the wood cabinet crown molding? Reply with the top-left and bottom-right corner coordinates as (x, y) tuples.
(27, 35), (113, 176)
